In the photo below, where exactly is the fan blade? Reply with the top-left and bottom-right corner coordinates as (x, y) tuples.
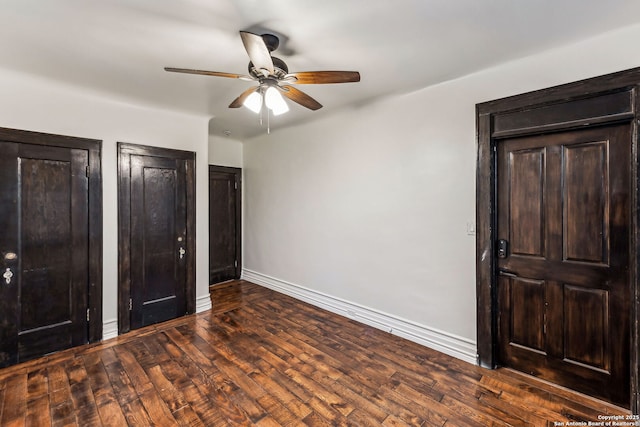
(164, 67), (253, 81)
(288, 71), (360, 84)
(229, 87), (258, 108)
(280, 85), (322, 111)
(240, 31), (274, 76)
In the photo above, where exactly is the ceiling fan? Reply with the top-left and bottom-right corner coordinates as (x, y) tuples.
(165, 31), (360, 116)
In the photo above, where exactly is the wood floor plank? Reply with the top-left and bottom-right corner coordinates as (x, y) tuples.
(65, 357), (102, 425)
(26, 367), (49, 402)
(165, 330), (252, 425)
(25, 395), (51, 427)
(0, 378), (6, 421)
(253, 352), (314, 404)
(172, 357), (242, 426)
(382, 413), (416, 427)
(100, 350), (139, 407)
(163, 327), (218, 376)
(284, 368), (354, 419)
(346, 408), (385, 426)
(24, 367), (51, 426)
(304, 395), (351, 426)
(146, 364), (191, 414)
(47, 364), (75, 426)
(138, 388), (179, 426)
(180, 327), (269, 423)
(215, 374), (268, 424)
(1, 369), (27, 426)
(117, 343), (156, 396)
(248, 367), (313, 419)
(390, 382), (477, 427)
(210, 282), (244, 314)
(120, 397), (154, 426)
(0, 280), (632, 426)
(96, 347), (118, 367)
(256, 394), (298, 426)
(316, 375), (388, 423)
(154, 335), (230, 422)
(82, 352), (114, 407)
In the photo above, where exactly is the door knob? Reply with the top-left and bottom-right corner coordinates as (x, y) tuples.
(3, 252), (17, 261)
(3, 268), (13, 285)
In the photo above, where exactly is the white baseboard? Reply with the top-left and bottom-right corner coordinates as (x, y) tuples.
(103, 318), (118, 341)
(196, 293), (212, 313)
(241, 269), (477, 365)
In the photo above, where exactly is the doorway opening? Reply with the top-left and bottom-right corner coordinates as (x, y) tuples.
(476, 68), (640, 411)
(209, 165), (241, 285)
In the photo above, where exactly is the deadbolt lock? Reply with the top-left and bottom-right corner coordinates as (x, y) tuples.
(497, 239), (509, 259)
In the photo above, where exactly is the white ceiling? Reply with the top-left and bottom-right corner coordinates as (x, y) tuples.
(2, 0), (640, 139)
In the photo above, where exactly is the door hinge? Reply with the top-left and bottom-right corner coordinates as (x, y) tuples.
(86, 308), (90, 322)
(234, 259), (238, 268)
(85, 165), (90, 177)
(129, 298), (132, 311)
(234, 181), (238, 190)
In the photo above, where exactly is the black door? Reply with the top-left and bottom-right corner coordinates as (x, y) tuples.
(118, 143), (196, 332)
(209, 166), (241, 284)
(0, 142), (89, 366)
(496, 124), (630, 406)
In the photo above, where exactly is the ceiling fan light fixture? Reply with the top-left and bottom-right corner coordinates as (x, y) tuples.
(165, 30), (360, 121)
(243, 90), (262, 113)
(265, 86), (289, 116)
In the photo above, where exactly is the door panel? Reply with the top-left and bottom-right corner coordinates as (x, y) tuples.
(563, 142), (609, 264)
(497, 124), (630, 406)
(563, 285), (609, 370)
(508, 277), (546, 353)
(509, 148), (545, 257)
(209, 166), (241, 284)
(0, 141), (89, 366)
(130, 154), (186, 329)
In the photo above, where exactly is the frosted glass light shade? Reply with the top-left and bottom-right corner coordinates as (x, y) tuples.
(243, 91), (262, 113)
(265, 86), (289, 116)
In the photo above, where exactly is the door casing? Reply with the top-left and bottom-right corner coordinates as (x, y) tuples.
(0, 127), (103, 346)
(117, 142), (196, 334)
(476, 67), (640, 412)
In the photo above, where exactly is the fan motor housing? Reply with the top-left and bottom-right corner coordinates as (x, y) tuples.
(249, 56), (289, 79)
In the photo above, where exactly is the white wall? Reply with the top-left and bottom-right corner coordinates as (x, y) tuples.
(208, 133), (243, 168)
(242, 23), (640, 362)
(0, 69), (211, 339)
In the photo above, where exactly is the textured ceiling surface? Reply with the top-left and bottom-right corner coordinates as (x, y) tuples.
(2, 0), (640, 138)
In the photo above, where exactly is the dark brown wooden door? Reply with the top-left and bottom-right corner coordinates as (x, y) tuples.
(497, 124), (630, 406)
(209, 166), (241, 284)
(129, 154), (187, 329)
(0, 142), (89, 367)
(119, 143), (195, 333)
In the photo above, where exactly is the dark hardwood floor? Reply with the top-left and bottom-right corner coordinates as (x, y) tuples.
(0, 280), (631, 426)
